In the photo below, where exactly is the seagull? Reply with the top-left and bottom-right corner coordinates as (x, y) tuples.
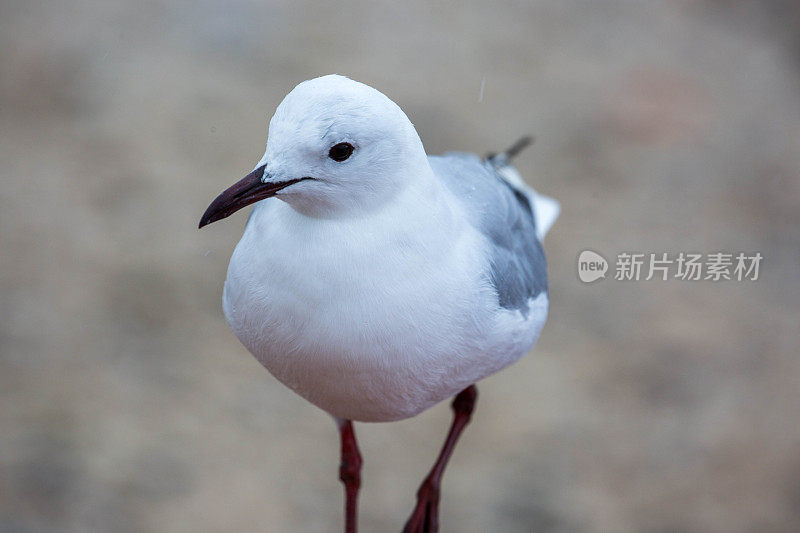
(199, 75), (559, 533)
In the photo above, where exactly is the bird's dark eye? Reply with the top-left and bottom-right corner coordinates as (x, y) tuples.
(328, 142), (354, 162)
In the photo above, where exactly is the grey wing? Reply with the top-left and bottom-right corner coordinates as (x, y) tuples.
(429, 153), (547, 316)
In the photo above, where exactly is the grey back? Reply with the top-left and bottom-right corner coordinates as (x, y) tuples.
(429, 152), (547, 315)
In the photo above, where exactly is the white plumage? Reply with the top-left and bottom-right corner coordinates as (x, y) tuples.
(217, 75), (558, 422)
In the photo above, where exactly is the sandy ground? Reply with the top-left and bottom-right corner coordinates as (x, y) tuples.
(2, 1), (799, 531)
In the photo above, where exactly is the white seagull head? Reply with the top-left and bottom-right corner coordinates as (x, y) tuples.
(200, 75), (429, 225)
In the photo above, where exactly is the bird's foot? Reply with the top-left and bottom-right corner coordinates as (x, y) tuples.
(402, 385), (477, 533)
(338, 420), (362, 533)
(403, 477), (440, 533)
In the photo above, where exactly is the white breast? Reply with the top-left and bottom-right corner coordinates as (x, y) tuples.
(223, 185), (547, 422)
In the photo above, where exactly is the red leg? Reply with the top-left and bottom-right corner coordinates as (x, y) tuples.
(339, 419), (362, 533)
(403, 385), (478, 533)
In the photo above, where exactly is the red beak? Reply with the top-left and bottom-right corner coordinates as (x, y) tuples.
(199, 165), (303, 228)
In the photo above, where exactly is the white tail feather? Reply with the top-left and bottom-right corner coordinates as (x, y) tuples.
(495, 164), (560, 241)
(531, 191), (560, 240)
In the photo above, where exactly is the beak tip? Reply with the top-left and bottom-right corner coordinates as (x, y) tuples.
(199, 165), (279, 230)
(198, 210), (214, 229)
(199, 199), (230, 229)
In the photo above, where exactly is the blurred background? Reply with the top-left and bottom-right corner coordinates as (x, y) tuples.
(2, 1), (799, 531)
